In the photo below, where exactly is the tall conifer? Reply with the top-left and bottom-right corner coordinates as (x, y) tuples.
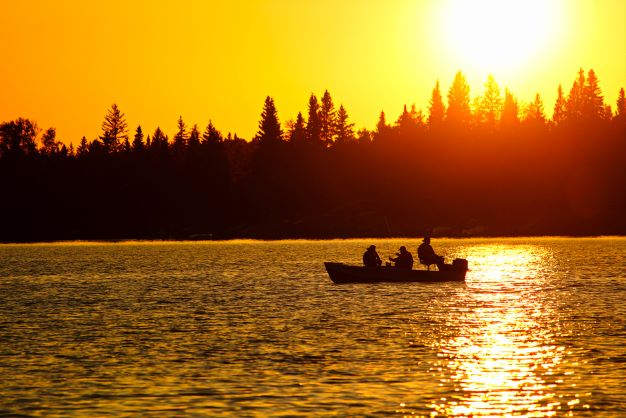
(255, 96), (282, 145)
(427, 80), (445, 129)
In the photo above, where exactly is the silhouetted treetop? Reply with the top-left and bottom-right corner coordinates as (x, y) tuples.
(203, 121), (223, 144)
(553, 84), (567, 126)
(501, 88), (520, 127)
(319, 90), (337, 146)
(335, 105), (355, 143)
(132, 125), (145, 152)
(428, 80), (445, 129)
(0, 118), (39, 159)
(288, 112), (307, 144)
(524, 93), (547, 125)
(476, 74), (502, 126)
(446, 71), (471, 125)
(616, 88), (626, 120)
(306, 94), (322, 145)
(255, 96), (282, 146)
(100, 104), (128, 153)
(1, 68), (625, 242)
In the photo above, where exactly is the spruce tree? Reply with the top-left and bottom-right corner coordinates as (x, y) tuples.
(77, 136), (89, 157)
(446, 71), (471, 125)
(289, 112), (307, 144)
(427, 80), (445, 129)
(553, 84), (567, 125)
(501, 88), (520, 126)
(335, 105), (355, 143)
(100, 104), (128, 153)
(132, 125), (144, 152)
(255, 96), (282, 145)
(202, 121), (223, 143)
(306, 94), (322, 144)
(566, 68), (586, 121)
(319, 90), (337, 145)
(524, 93), (547, 124)
(188, 124), (200, 148)
(374, 111), (390, 142)
(173, 116), (187, 150)
(583, 69), (605, 120)
(477, 74), (502, 126)
(616, 88), (626, 120)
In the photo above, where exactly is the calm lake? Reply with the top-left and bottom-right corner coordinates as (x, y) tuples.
(1, 237), (625, 417)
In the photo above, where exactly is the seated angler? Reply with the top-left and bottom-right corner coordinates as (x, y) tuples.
(417, 236), (445, 270)
(363, 245), (382, 268)
(389, 246), (414, 270)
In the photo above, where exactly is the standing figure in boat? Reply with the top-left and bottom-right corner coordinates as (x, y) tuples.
(418, 237), (445, 270)
(389, 246), (414, 270)
(363, 245), (382, 268)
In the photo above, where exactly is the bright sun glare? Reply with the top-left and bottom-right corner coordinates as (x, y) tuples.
(439, 0), (560, 75)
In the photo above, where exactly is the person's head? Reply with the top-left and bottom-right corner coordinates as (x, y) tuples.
(423, 237), (431, 244)
(400, 246), (406, 252)
(369, 245), (376, 251)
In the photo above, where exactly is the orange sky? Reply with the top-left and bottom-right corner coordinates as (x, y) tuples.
(1, 0), (625, 144)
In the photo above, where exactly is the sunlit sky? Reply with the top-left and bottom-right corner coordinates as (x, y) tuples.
(1, 0), (625, 144)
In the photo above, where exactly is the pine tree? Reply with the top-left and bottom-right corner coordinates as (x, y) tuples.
(132, 125), (144, 152)
(374, 111), (390, 142)
(553, 84), (567, 125)
(254, 96), (282, 145)
(122, 138), (131, 153)
(335, 105), (355, 143)
(583, 69), (605, 120)
(427, 80), (445, 129)
(524, 93), (547, 124)
(396, 104), (425, 137)
(616, 88), (626, 120)
(446, 71), (471, 125)
(357, 128), (372, 144)
(100, 104), (128, 153)
(477, 74), (502, 125)
(501, 88), (520, 126)
(188, 124), (200, 148)
(306, 94), (322, 144)
(289, 112), (307, 144)
(151, 127), (168, 151)
(77, 136), (89, 157)
(566, 68), (586, 121)
(396, 105), (413, 127)
(202, 121), (223, 143)
(319, 90), (337, 145)
(173, 116), (187, 150)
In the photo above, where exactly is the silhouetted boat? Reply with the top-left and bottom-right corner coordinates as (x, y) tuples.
(324, 259), (468, 284)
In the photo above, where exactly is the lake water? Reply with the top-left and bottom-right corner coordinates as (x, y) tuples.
(1, 237), (625, 417)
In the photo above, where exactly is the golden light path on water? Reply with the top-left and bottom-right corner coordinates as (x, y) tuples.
(427, 244), (590, 417)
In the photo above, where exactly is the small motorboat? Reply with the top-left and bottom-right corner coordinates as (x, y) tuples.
(324, 259), (468, 284)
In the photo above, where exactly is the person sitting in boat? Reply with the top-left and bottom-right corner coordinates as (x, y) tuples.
(389, 246), (414, 270)
(363, 245), (382, 268)
(418, 236), (445, 270)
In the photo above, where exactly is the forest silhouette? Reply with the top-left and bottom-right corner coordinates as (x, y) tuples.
(1, 69), (625, 242)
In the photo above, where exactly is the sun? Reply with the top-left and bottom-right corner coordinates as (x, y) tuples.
(437, 0), (561, 76)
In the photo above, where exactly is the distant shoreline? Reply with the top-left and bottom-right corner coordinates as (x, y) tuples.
(2, 233), (624, 245)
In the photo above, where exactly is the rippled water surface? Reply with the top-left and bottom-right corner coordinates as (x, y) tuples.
(1, 238), (626, 417)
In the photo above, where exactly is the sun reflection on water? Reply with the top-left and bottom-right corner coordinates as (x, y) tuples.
(429, 243), (589, 416)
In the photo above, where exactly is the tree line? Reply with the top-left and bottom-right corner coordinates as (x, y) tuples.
(1, 69), (625, 242)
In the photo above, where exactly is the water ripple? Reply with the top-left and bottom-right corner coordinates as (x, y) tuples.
(1, 238), (625, 416)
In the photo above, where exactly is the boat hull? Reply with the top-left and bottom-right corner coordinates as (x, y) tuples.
(324, 261), (467, 284)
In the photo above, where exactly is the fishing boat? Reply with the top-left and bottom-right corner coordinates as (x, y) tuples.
(324, 258), (468, 284)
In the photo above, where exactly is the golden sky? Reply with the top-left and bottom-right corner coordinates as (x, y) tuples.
(1, 0), (625, 144)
